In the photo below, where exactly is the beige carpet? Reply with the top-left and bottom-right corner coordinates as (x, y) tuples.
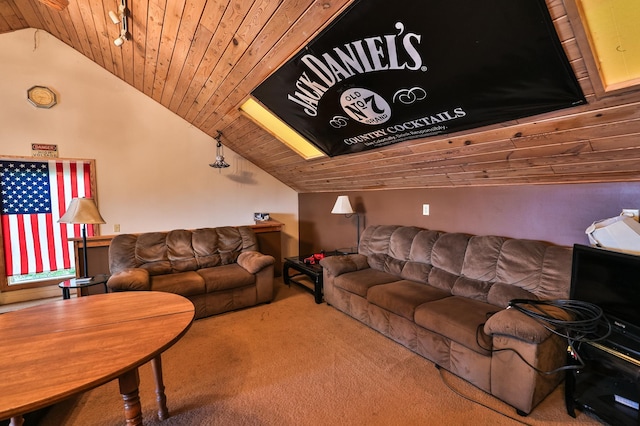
(39, 280), (602, 426)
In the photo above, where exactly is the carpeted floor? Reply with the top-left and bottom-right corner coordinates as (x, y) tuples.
(37, 279), (603, 426)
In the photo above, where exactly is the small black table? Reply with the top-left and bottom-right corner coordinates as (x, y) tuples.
(58, 274), (110, 299)
(283, 256), (324, 304)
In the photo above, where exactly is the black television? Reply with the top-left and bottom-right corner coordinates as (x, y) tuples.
(570, 244), (640, 359)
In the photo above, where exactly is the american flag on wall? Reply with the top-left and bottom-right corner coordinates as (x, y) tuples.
(0, 160), (93, 278)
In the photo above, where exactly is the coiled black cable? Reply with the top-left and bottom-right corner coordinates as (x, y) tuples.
(476, 299), (611, 374)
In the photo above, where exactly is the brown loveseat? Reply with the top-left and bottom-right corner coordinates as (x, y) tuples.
(320, 225), (572, 415)
(107, 226), (275, 319)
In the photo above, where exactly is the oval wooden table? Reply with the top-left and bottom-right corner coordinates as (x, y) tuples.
(0, 291), (195, 426)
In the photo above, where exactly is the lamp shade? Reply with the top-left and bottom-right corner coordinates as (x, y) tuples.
(58, 198), (105, 224)
(331, 195), (354, 215)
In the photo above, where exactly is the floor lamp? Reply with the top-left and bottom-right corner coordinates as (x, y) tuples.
(331, 195), (360, 251)
(58, 197), (105, 278)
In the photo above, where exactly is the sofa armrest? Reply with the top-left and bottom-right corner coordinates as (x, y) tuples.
(107, 268), (151, 291)
(237, 251), (275, 274)
(320, 254), (369, 277)
(485, 303), (574, 344)
(484, 308), (556, 344)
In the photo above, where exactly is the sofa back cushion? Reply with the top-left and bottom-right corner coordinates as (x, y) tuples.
(109, 226), (259, 276)
(356, 225), (572, 306)
(492, 240), (572, 302)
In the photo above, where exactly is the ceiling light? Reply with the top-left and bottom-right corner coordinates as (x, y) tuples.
(108, 10), (120, 24)
(110, 0), (129, 47)
(209, 131), (230, 169)
(240, 98), (325, 160)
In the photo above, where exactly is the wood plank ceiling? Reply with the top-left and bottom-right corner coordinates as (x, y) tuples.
(1, 0), (640, 193)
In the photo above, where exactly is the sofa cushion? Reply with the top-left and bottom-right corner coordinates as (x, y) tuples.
(237, 251), (274, 274)
(150, 271), (205, 296)
(107, 268), (150, 291)
(414, 296), (500, 355)
(427, 267), (458, 292)
(399, 261), (431, 283)
(192, 228), (222, 268)
(198, 263), (255, 292)
(451, 276), (492, 302)
(495, 240), (571, 300)
(216, 226), (246, 264)
(367, 280), (450, 321)
(320, 254), (369, 276)
(461, 235), (506, 281)
(408, 229), (441, 264)
(333, 268), (399, 297)
(167, 229), (198, 272)
(431, 233), (471, 276)
(486, 283), (538, 308)
(109, 234), (139, 273)
(136, 232), (171, 275)
(358, 225), (400, 256)
(389, 226), (422, 260)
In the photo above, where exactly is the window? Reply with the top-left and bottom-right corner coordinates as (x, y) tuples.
(0, 157), (98, 290)
(565, 0), (640, 96)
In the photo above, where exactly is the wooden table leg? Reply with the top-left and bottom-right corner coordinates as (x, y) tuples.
(9, 416), (24, 426)
(118, 368), (142, 426)
(151, 355), (169, 420)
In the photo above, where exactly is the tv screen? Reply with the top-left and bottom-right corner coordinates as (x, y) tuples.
(571, 244), (640, 356)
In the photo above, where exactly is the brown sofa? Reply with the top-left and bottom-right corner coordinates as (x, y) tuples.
(107, 226), (275, 319)
(320, 225), (572, 415)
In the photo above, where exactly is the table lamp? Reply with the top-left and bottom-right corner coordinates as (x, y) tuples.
(58, 197), (105, 278)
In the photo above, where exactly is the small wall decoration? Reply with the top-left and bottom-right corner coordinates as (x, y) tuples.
(31, 143), (59, 158)
(27, 86), (58, 109)
(252, 0), (586, 157)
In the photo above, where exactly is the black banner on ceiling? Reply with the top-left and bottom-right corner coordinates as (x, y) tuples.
(252, 0), (586, 158)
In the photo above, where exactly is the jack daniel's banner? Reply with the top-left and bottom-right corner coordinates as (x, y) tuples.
(252, 0), (586, 157)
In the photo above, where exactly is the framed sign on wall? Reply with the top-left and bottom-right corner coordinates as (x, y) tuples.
(252, 0), (586, 157)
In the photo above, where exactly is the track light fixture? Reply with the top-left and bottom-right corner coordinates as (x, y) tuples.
(109, 0), (129, 46)
(209, 131), (230, 169)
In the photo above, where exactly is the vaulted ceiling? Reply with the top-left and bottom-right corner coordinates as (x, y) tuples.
(2, 0), (640, 192)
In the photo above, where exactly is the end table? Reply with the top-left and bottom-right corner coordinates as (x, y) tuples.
(58, 274), (110, 300)
(283, 256), (324, 304)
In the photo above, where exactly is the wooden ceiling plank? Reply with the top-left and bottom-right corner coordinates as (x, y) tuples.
(513, 117), (640, 149)
(187, 0), (293, 126)
(170, 0), (234, 117)
(99, 0), (126, 79)
(131, 0), (149, 90)
(150, 0), (187, 102)
(73, 0), (105, 68)
(166, 23), (214, 111)
(590, 133), (640, 151)
(176, 0), (258, 119)
(158, 0), (207, 107)
(63, 1), (94, 60)
(28, 1), (56, 36)
(42, 2), (74, 46)
(87, 0), (115, 74)
(0, 14), (10, 33)
(142, 0), (167, 96)
(199, 0), (351, 134)
(0, 1), (28, 30)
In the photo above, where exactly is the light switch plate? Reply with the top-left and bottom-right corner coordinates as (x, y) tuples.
(422, 204), (430, 216)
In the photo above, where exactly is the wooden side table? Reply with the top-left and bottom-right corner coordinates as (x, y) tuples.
(58, 274), (110, 299)
(283, 256), (324, 304)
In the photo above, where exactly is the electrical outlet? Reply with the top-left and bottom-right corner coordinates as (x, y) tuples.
(422, 204), (430, 216)
(622, 209), (640, 222)
(114, 224), (121, 232)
